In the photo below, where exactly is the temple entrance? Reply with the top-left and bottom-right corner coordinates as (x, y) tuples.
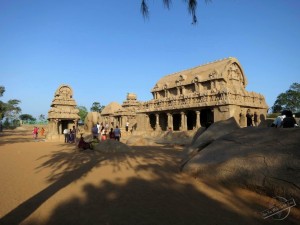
(159, 113), (168, 131)
(172, 113), (181, 131)
(149, 114), (156, 130)
(61, 120), (69, 134)
(186, 110), (196, 130)
(200, 108), (214, 128)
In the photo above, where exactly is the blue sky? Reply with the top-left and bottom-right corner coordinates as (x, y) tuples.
(0, 0), (299, 118)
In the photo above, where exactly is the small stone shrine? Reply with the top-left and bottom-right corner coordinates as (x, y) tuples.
(47, 84), (80, 141)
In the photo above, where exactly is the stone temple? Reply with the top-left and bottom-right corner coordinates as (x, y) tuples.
(47, 84), (80, 141)
(84, 57), (268, 133)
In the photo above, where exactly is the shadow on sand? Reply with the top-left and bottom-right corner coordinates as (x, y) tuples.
(0, 144), (298, 225)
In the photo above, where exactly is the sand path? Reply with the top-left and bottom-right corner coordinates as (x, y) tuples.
(0, 128), (299, 225)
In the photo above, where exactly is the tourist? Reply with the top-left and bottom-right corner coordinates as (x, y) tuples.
(281, 110), (297, 128)
(109, 128), (115, 139)
(78, 134), (91, 150)
(114, 126), (121, 141)
(40, 127), (45, 137)
(126, 121), (129, 132)
(33, 126), (39, 139)
(68, 129), (74, 143)
(272, 113), (286, 128)
(0, 121), (3, 132)
(97, 122), (100, 136)
(63, 128), (69, 143)
(253, 112), (258, 126)
(101, 130), (107, 141)
(92, 124), (98, 140)
(246, 109), (253, 126)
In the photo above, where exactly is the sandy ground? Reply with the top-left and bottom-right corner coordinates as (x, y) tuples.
(0, 127), (299, 225)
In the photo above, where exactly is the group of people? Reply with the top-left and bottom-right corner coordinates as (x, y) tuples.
(63, 126), (77, 143)
(92, 123), (121, 141)
(32, 127), (45, 139)
(271, 110), (298, 128)
(246, 110), (258, 127)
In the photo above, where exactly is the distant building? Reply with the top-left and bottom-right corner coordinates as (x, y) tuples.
(91, 57), (268, 132)
(47, 84), (80, 141)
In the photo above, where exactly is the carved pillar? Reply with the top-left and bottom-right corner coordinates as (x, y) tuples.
(155, 113), (161, 131)
(196, 111), (201, 128)
(146, 114), (150, 130)
(167, 113), (173, 130)
(58, 120), (62, 134)
(180, 112), (187, 131)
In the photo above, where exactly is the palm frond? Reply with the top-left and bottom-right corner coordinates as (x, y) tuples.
(141, 0), (149, 19)
(163, 0), (172, 9)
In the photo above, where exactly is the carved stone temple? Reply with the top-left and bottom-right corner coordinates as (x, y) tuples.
(47, 84), (80, 141)
(85, 57), (268, 133)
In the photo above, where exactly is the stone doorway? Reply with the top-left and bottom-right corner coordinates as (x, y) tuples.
(172, 113), (181, 131)
(200, 108), (214, 128)
(159, 113), (168, 131)
(186, 110), (196, 130)
(149, 114), (156, 130)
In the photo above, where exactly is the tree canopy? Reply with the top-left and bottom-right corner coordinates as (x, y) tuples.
(272, 82), (300, 113)
(77, 106), (88, 121)
(141, 0), (211, 24)
(90, 102), (105, 113)
(0, 86), (22, 121)
(19, 114), (36, 122)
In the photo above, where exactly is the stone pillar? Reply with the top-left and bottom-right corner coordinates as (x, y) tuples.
(155, 113), (161, 131)
(145, 114), (150, 130)
(58, 120), (62, 134)
(180, 112), (187, 131)
(196, 111), (201, 128)
(167, 113), (173, 130)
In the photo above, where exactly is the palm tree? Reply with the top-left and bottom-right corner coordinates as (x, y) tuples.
(141, 0), (211, 24)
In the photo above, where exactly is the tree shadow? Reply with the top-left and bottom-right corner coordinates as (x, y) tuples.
(22, 152), (271, 225)
(0, 147), (107, 225)
(0, 129), (48, 146)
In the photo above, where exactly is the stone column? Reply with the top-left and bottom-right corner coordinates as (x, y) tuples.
(155, 113), (161, 131)
(180, 112), (186, 131)
(146, 114), (150, 130)
(167, 113), (173, 130)
(196, 111), (201, 128)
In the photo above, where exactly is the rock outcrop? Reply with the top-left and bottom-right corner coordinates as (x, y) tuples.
(181, 125), (300, 202)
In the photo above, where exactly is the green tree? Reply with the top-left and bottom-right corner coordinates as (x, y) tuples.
(0, 86), (22, 121)
(4, 99), (22, 122)
(141, 0), (211, 24)
(77, 106), (88, 121)
(38, 114), (46, 121)
(19, 114), (36, 122)
(272, 82), (300, 113)
(0, 86), (6, 120)
(90, 102), (105, 113)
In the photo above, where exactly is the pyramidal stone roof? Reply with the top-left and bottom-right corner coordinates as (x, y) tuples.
(152, 57), (247, 92)
(48, 84), (80, 120)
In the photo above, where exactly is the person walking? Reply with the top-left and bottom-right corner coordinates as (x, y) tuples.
(63, 128), (69, 143)
(253, 112), (258, 126)
(114, 126), (121, 141)
(246, 109), (253, 127)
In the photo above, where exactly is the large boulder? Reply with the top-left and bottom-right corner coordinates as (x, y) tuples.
(182, 127), (300, 202)
(183, 117), (240, 158)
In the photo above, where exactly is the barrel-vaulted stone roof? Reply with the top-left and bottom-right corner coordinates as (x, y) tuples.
(151, 57), (247, 92)
(101, 102), (123, 115)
